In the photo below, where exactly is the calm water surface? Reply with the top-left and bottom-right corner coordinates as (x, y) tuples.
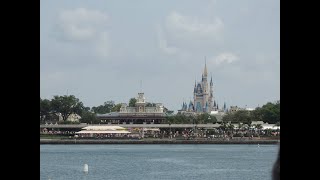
(40, 144), (278, 180)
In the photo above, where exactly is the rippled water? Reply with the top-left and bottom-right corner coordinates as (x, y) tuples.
(40, 144), (278, 180)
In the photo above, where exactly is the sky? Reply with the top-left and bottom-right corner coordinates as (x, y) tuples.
(40, 0), (280, 112)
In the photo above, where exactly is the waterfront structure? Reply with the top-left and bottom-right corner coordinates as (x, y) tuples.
(75, 125), (131, 138)
(97, 92), (167, 124)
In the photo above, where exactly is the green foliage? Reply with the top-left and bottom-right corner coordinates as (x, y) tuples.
(234, 110), (252, 124)
(112, 103), (122, 112)
(222, 112), (235, 123)
(206, 115), (217, 123)
(254, 124), (263, 130)
(50, 95), (84, 121)
(222, 100), (280, 125)
(91, 101), (114, 114)
(196, 113), (217, 124)
(163, 113), (217, 124)
(129, 98), (137, 107)
(251, 101), (280, 124)
(79, 111), (99, 124)
(259, 101), (280, 124)
(164, 114), (191, 124)
(146, 102), (156, 107)
(166, 110), (174, 115)
(58, 121), (80, 124)
(222, 110), (252, 124)
(40, 98), (52, 123)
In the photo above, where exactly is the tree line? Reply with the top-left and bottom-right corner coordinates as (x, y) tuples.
(40, 95), (172, 124)
(40, 95), (279, 125)
(163, 100), (280, 125)
(221, 100), (280, 125)
(40, 95), (96, 124)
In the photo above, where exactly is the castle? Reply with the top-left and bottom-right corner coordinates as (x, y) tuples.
(179, 62), (226, 115)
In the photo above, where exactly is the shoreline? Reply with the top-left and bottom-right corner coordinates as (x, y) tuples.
(40, 139), (279, 144)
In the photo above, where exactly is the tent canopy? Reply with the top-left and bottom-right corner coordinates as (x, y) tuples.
(82, 126), (127, 131)
(76, 130), (131, 134)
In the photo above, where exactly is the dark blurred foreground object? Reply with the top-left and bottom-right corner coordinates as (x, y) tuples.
(272, 147), (280, 180)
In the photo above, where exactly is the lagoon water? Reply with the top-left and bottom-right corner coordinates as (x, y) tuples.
(40, 144), (278, 180)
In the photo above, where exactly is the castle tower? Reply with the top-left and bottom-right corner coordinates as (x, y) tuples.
(209, 74), (214, 112)
(202, 60), (209, 112)
(190, 59), (216, 114)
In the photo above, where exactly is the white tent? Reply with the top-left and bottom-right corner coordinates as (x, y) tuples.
(82, 126), (126, 131)
(143, 128), (160, 131)
(262, 125), (280, 130)
(76, 125), (130, 134)
(76, 130), (131, 134)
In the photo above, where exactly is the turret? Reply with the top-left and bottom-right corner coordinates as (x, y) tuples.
(188, 101), (194, 111)
(204, 58), (208, 77)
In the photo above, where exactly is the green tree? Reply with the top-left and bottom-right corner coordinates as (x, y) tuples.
(129, 98), (137, 107)
(254, 124), (263, 136)
(51, 95), (84, 121)
(80, 111), (99, 124)
(91, 101), (114, 114)
(222, 112), (234, 123)
(227, 123), (235, 135)
(233, 110), (252, 125)
(40, 98), (51, 123)
(165, 110), (174, 115)
(206, 115), (217, 123)
(259, 101), (280, 124)
(166, 114), (191, 124)
(112, 103), (122, 112)
(146, 102), (156, 107)
(219, 122), (228, 131)
(251, 107), (263, 121)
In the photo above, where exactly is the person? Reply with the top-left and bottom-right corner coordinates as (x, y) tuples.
(272, 147), (280, 180)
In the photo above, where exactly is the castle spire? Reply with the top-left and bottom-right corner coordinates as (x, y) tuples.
(204, 57), (208, 77)
(210, 73), (213, 86)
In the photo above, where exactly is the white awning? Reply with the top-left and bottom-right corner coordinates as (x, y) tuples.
(262, 126), (280, 130)
(76, 130), (131, 134)
(82, 126), (127, 131)
(143, 128), (160, 131)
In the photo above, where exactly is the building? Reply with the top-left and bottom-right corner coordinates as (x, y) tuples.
(229, 106), (241, 113)
(97, 92), (167, 124)
(57, 113), (81, 122)
(228, 106), (255, 113)
(179, 62), (227, 115)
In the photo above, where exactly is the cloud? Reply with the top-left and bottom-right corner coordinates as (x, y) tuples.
(156, 24), (179, 55)
(209, 53), (239, 65)
(56, 8), (108, 41)
(156, 11), (224, 57)
(165, 11), (224, 41)
(52, 8), (111, 59)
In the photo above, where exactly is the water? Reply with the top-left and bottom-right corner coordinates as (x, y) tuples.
(40, 144), (279, 180)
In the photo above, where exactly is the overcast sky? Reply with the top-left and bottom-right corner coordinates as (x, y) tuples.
(40, 0), (280, 112)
